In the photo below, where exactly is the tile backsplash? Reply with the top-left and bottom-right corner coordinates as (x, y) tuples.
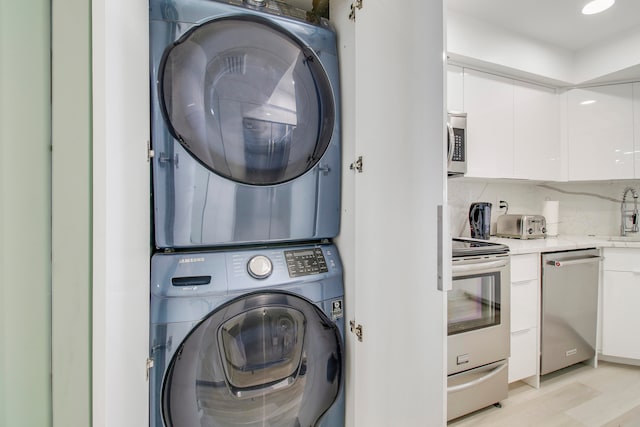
(448, 179), (640, 238)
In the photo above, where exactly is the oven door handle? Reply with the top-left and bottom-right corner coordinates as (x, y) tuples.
(447, 360), (508, 394)
(452, 259), (509, 276)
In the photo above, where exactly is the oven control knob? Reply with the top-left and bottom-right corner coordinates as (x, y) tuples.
(542, 227), (547, 234)
(248, 255), (273, 279)
(528, 228), (534, 234)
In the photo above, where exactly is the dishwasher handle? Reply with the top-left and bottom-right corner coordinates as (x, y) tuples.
(546, 255), (603, 268)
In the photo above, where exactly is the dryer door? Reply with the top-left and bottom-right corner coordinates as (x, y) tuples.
(161, 291), (342, 427)
(160, 17), (335, 185)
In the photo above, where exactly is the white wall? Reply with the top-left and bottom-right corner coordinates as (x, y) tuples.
(51, 0), (92, 425)
(574, 28), (640, 84)
(0, 1), (51, 426)
(92, 0), (150, 426)
(330, 0), (356, 426)
(448, 180), (640, 238)
(447, 11), (574, 86)
(448, 10), (640, 86)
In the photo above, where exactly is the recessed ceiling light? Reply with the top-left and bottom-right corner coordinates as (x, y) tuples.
(582, 0), (615, 15)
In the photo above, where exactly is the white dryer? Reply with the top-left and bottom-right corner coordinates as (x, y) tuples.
(150, 0), (341, 249)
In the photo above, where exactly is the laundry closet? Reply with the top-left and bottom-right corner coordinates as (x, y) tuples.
(90, 1), (449, 426)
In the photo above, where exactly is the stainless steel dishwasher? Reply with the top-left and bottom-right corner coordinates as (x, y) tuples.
(541, 248), (602, 375)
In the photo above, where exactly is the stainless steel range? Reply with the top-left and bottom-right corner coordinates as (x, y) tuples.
(447, 238), (511, 421)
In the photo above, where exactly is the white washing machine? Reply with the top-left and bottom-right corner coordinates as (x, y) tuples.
(150, 0), (341, 249)
(149, 243), (345, 426)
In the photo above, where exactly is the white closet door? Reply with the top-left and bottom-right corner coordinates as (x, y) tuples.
(349, 1), (447, 426)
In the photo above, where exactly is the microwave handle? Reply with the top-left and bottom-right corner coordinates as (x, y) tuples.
(446, 122), (455, 164)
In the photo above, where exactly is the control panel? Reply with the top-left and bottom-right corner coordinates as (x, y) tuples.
(451, 128), (465, 161)
(284, 247), (329, 277)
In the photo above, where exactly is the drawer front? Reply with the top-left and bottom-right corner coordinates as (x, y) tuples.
(511, 278), (538, 331)
(511, 253), (539, 282)
(509, 327), (538, 383)
(603, 248), (640, 271)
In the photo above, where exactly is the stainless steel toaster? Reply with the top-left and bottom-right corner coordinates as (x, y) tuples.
(495, 214), (547, 239)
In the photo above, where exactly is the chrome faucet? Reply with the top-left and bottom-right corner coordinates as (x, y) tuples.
(621, 187), (639, 236)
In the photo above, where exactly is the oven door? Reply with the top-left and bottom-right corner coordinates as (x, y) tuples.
(448, 255), (510, 375)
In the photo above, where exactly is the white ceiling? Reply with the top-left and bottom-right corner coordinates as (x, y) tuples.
(447, 0), (640, 51)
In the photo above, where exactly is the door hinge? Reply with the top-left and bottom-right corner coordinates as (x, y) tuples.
(348, 0), (363, 21)
(349, 156), (363, 173)
(146, 357), (154, 381)
(350, 320), (364, 342)
(147, 141), (154, 162)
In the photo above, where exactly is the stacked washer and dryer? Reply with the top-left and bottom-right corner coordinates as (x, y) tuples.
(148, 1), (345, 426)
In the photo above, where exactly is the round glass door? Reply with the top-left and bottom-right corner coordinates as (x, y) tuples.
(162, 291), (342, 427)
(160, 17), (335, 185)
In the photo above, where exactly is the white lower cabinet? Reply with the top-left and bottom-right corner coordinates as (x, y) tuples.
(601, 248), (640, 360)
(509, 328), (538, 381)
(508, 253), (540, 386)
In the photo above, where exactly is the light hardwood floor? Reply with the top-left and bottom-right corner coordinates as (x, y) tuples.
(448, 361), (640, 427)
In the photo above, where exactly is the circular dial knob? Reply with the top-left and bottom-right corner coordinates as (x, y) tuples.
(247, 255), (273, 279)
(528, 228), (534, 234)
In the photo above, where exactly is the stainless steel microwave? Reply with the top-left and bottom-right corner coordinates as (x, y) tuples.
(447, 112), (466, 176)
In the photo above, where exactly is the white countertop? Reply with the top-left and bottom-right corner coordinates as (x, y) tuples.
(488, 235), (640, 255)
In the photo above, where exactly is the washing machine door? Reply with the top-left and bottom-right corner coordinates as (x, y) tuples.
(161, 291), (342, 427)
(160, 16), (335, 185)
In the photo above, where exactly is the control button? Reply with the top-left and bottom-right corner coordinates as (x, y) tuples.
(247, 255), (273, 279)
(528, 228), (534, 234)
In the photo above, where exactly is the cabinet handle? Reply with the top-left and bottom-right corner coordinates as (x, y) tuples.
(511, 328), (532, 336)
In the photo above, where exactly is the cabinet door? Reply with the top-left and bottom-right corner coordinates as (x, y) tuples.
(510, 254), (539, 331)
(509, 328), (538, 383)
(602, 270), (640, 359)
(514, 82), (560, 181)
(346, 2), (447, 426)
(447, 64), (464, 113)
(511, 279), (538, 332)
(463, 69), (514, 178)
(509, 253), (540, 384)
(567, 84), (634, 180)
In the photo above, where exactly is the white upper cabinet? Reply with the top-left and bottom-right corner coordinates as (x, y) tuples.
(447, 64), (464, 113)
(567, 84), (635, 181)
(464, 69), (515, 178)
(461, 69), (561, 180)
(514, 82), (561, 181)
